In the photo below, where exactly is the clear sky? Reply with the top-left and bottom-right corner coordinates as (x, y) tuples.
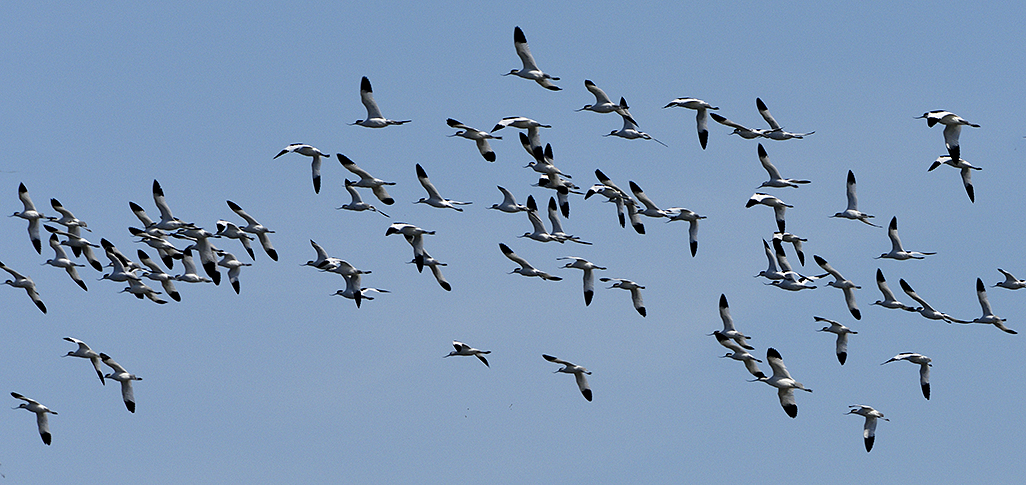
(2, 1), (1024, 483)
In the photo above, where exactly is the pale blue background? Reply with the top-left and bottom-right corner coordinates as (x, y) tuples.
(1, 2), (1023, 483)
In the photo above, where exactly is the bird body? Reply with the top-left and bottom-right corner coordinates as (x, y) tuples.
(101, 353), (142, 412)
(814, 316), (857, 365)
(846, 405), (888, 452)
(543, 354), (591, 401)
(600, 277), (646, 316)
(12, 392), (56, 445)
(273, 143), (328, 193)
(664, 97), (718, 149)
(505, 27), (560, 90)
(831, 170), (878, 226)
(447, 118), (500, 161)
(877, 216), (935, 260)
(882, 352), (932, 400)
(446, 341), (490, 367)
(351, 76), (410, 127)
(337, 153), (396, 205)
(1, 261), (46, 313)
(916, 110), (978, 162)
(10, 183), (45, 253)
(757, 347), (812, 418)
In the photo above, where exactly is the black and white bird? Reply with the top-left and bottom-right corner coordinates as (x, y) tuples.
(663, 97), (718, 149)
(600, 277), (646, 317)
(227, 200), (277, 261)
(44, 224), (103, 271)
(445, 341), (490, 367)
(0, 260), (46, 314)
(337, 153), (396, 205)
(137, 250), (181, 302)
(665, 207), (705, 257)
(756, 144), (810, 189)
(150, 180), (196, 231)
(773, 232), (807, 266)
(410, 248), (450, 291)
(877, 216), (935, 260)
(814, 316), (857, 365)
(604, 111), (667, 146)
(504, 26), (560, 91)
(100, 353), (142, 413)
(558, 256), (606, 306)
(846, 405), (888, 452)
(446, 118), (500, 162)
(916, 110), (979, 163)
(713, 294), (754, 350)
(491, 116), (551, 133)
(709, 112), (771, 139)
(499, 243), (561, 281)
(713, 331), (765, 379)
(871, 269), (919, 312)
(814, 255), (861, 320)
(43, 234), (88, 291)
(488, 186), (530, 213)
(10, 183), (45, 253)
(899, 279), (970, 324)
(756, 348), (812, 418)
(928, 155), (981, 203)
(332, 273), (389, 308)
(217, 251), (251, 295)
(543, 354), (592, 401)
(62, 337), (105, 384)
(11, 392), (56, 445)
(831, 170), (879, 227)
(578, 80), (634, 123)
(273, 143), (329, 193)
(545, 197), (590, 245)
(882, 352), (932, 400)
(414, 164), (471, 211)
(746, 193), (791, 233)
(972, 278), (1017, 334)
(350, 76), (410, 128)
(214, 219), (255, 260)
(756, 97), (814, 140)
(994, 268), (1026, 290)
(47, 198), (90, 232)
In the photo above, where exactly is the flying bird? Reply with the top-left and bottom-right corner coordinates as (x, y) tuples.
(577, 80), (634, 123)
(846, 405), (888, 452)
(756, 347), (812, 418)
(10, 182), (45, 253)
(871, 269), (919, 312)
(101, 353), (142, 412)
(882, 352), (932, 400)
(972, 278), (1017, 334)
(876, 216), (935, 260)
(600, 277), (646, 317)
(713, 294), (754, 350)
(994, 268), (1026, 290)
(814, 316), (857, 365)
(709, 112), (771, 139)
(43, 234), (88, 291)
(928, 155), (981, 203)
(491, 116), (551, 133)
(663, 97), (718, 149)
(604, 111), (667, 146)
(504, 26), (560, 91)
(47, 198), (90, 232)
(916, 110), (979, 163)
(899, 279), (970, 324)
(11, 392), (57, 445)
(558, 256), (606, 306)
(713, 331), (765, 379)
(332, 273), (389, 308)
(756, 144), (810, 188)
(62, 337), (105, 384)
(350, 76), (410, 128)
(756, 97), (814, 140)
(746, 193), (791, 233)
(337, 153), (396, 205)
(499, 243), (561, 281)
(831, 170), (879, 227)
(543, 354), (592, 401)
(273, 143), (329, 193)
(0, 261), (46, 313)
(773, 232), (806, 266)
(226, 200), (277, 261)
(665, 207), (705, 257)
(814, 255), (862, 320)
(488, 186), (529, 213)
(414, 164), (471, 211)
(445, 341), (490, 367)
(446, 118), (500, 162)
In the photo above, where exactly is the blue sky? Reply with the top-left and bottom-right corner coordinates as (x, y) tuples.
(2, 1), (1024, 483)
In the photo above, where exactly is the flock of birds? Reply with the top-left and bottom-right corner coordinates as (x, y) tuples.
(3, 25), (1019, 454)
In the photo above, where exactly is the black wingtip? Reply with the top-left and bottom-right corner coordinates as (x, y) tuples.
(360, 76), (372, 93)
(33, 238), (41, 254)
(415, 163), (427, 178)
(152, 179), (163, 196)
(582, 389), (593, 402)
(719, 293), (728, 308)
(226, 200), (242, 212)
(126, 400), (136, 413)
(851, 308), (861, 320)
(313, 176), (320, 194)
(865, 436), (874, 452)
(440, 281), (452, 292)
(381, 198), (395, 206)
(796, 251), (805, 266)
(633, 223), (645, 235)
(767, 347), (782, 360)
(847, 170), (856, 184)
(637, 307), (646, 317)
(813, 255), (827, 266)
(36, 300), (47, 314)
(699, 130), (708, 149)
(838, 352), (847, 365)
(41, 431), (52, 445)
(584, 290), (593, 306)
(977, 278), (985, 292)
(922, 383), (930, 400)
(484, 151), (496, 162)
(756, 97), (767, 111)
(232, 280), (240, 294)
(966, 184), (975, 203)
(758, 143), (767, 157)
(690, 240), (698, 257)
(783, 403), (798, 418)
(513, 26), (526, 44)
